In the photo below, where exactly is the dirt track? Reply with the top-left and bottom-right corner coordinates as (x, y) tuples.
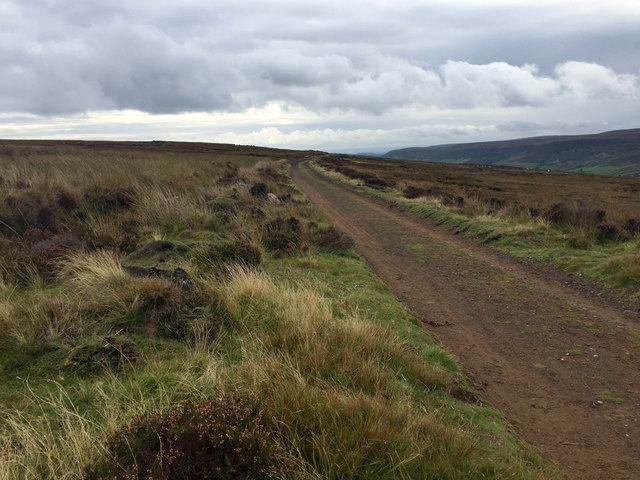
(291, 159), (640, 480)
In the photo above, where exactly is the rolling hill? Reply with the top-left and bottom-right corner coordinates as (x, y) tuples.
(384, 128), (640, 177)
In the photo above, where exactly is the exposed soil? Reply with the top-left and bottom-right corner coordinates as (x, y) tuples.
(291, 159), (640, 480)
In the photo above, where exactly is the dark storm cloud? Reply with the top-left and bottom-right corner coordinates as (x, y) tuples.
(0, 0), (639, 122)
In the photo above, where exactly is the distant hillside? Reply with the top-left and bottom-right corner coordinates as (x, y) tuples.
(384, 128), (640, 177)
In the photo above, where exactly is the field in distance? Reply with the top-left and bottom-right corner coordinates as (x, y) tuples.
(384, 128), (640, 177)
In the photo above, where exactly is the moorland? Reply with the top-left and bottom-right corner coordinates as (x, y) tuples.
(0, 140), (560, 479)
(315, 152), (640, 297)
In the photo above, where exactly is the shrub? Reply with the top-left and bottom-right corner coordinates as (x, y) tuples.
(596, 221), (627, 243)
(262, 217), (303, 254)
(488, 197), (506, 211)
(625, 217), (640, 236)
(65, 338), (140, 374)
(544, 201), (605, 227)
(2, 191), (61, 234)
(104, 188), (136, 209)
(198, 241), (262, 268)
(364, 176), (394, 189)
(403, 185), (425, 199)
(84, 188), (136, 212)
(8, 229), (86, 282)
(311, 226), (354, 254)
(90, 395), (274, 480)
(249, 183), (268, 198)
(56, 188), (78, 211)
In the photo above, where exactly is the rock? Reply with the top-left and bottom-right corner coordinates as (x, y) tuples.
(267, 192), (281, 205)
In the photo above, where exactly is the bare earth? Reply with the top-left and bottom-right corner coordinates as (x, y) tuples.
(291, 160), (640, 480)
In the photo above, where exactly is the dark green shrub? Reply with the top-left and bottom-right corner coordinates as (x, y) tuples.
(2, 191), (61, 234)
(403, 185), (425, 199)
(8, 228), (86, 282)
(56, 188), (78, 211)
(89, 395), (274, 480)
(249, 183), (268, 198)
(364, 176), (394, 189)
(83, 188), (136, 213)
(596, 221), (627, 243)
(262, 217), (303, 254)
(65, 338), (140, 374)
(625, 217), (640, 235)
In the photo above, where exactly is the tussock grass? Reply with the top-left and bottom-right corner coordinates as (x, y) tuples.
(58, 250), (127, 292)
(134, 184), (219, 233)
(0, 386), (102, 479)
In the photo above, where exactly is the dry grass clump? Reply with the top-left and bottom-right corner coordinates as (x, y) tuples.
(0, 378), (120, 480)
(0, 291), (85, 344)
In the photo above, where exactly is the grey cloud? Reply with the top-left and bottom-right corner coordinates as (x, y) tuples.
(1, 0), (639, 118)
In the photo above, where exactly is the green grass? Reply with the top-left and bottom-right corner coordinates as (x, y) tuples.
(598, 390), (625, 404)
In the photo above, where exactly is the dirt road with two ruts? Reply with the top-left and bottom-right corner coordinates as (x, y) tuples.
(291, 159), (640, 480)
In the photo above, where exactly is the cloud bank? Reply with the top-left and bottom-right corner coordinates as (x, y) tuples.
(1, 0), (639, 149)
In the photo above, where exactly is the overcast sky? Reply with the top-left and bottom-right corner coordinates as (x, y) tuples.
(1, 0), (639, 152)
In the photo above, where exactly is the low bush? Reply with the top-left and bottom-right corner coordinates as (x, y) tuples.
(2, 191), (62, 234)
(7, 228), (86, 282)
(262, 217), (303, 254)
(90, 395), (275, 480)
(311, 226), (354, 254)
(65, 338), (140, 374)
(544, 201), (605, 227)
(625, 217), (640, 236)
(596, 221), (628, 243)
(249, 183), (268, 198)
(56, 188), (79, 211)
(93, 188), (136, 211)
(403, 185), (425, 199)
(364, 176), (394, 189)
(197, 241), (262, 268)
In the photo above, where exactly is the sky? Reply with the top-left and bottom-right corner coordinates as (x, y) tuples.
(1, 0), (639, 152)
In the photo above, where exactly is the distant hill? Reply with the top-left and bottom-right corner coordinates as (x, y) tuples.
(383, 128), (640, 177)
